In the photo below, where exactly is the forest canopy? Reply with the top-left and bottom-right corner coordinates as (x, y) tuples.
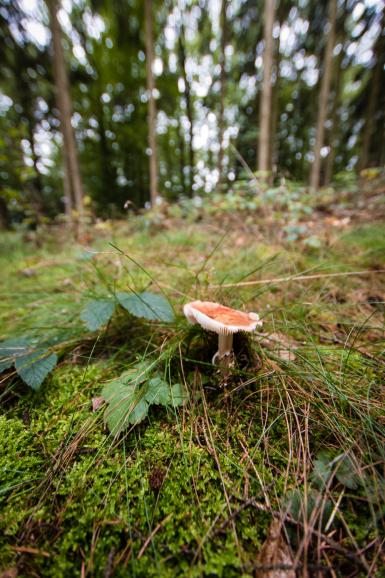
(0, 0), (384, 224)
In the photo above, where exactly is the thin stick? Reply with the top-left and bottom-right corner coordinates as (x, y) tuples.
(137, 513), (172, 559)
(211, 269), (385, 289)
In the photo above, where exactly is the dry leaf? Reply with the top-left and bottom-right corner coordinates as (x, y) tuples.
(255, 519), (295, 578)
(259, 332), (298, 361)
(1, 569), (18, 578)
(92, 396), (105, 412)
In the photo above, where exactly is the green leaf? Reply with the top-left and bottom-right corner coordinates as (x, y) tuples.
(311, 450), (333, 489)
(80, 299), (115, 331)
(103, 384), (136, 434)
(102, 361), (185, 435)
(117, 291), (174, 322)
(0, 338), (31, 372)
(128, 398), (149, 425)
(15, 350), (58, 391)
(335, 455), (360, 490)
(102, 361), (155, 434)
(144, 376), (171, 405)
(103, 382), (149, 434)
(169, 383), (188, 407)
(103, 361), (153, 398)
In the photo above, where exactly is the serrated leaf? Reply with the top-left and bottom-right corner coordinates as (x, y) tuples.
(169, 383), (188, 407)
(15, 350), (58, 391)
(311, 450), (333, 489)
(335, 456), (360, 490)
(128, 398), (149, 425)
(144, 376), (171, 405)
(103, 362), (153, 399)
(103, 384), (136, 434)
(102, 361), (154, 434)
(117, 291), (174, 322)
(0, 338), (31, 372)
(103, 382), (149, 434)
(80, 299), (115, 331)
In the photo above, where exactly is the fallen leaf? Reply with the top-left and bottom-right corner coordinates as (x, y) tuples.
(259, 332), (298, 361)
(0, 569), (18, 578)
(255, 519), (295, 578)
(92, 396), (105, 412)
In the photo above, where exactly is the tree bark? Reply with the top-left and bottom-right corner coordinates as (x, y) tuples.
(0, 197), (9, 230)
(46, 0), (84, 223)
(178, 22), (194, 196)
(310, 0), (338, 190)
(145, 0), (158, 206)
(177, 115), (186, 195)
(359, 8), (385, 171)
(269, 32), (280, 184)
(257, 0), (275, 179)
(217, 0), (227, 191)
(324, 45), (344, 186)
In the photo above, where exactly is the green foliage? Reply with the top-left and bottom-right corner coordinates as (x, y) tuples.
(0, 337), (30, 372)
(116, 290), (175, 322)
(102, 361), (187, 434)
(0, 338), (57, 390)
(14, 350), (58, 391)
(80, 298), (116, 331)
(80, 290), (175, 334)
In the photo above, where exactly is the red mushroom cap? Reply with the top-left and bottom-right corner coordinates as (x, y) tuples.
(183, 300), (262, 335)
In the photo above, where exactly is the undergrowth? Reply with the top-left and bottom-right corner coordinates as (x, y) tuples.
(0, 213), (384, 577)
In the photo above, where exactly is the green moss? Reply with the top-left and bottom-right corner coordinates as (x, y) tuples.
(1, 221), (385, 576)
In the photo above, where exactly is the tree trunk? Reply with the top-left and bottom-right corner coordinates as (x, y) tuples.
(269, 32), (280, 184)
(324, 45), (344, 186)
(177, 115), (186, 195)
(145, 0), (158, 206)
(257, 0), (275, 179)
(178, 22), (194, 196)
(217, 0), (227, 191)
(310, 0), (338, 191)
(359, 8), (385, 171)
(0, 197), (9, 230)
(46, 0), (84, 224)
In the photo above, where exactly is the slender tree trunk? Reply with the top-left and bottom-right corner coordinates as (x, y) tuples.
(178, 22), (194, 196)
(257, 0), (275, 179)
(269, 33), (280, 183)
(46, 0), (84, 224)
(359, 9), (385, 171)
(145, 0), (158, 206)
(310, 0), (337, 190)
(177, 115), (186, 195)
(62, 154), (72, 218)
(0, 197), (9, 230)
(217, 0), (227, 191)
(324, 46), (344, 186)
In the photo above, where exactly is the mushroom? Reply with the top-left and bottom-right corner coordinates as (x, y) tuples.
(183, 300), (262, 367)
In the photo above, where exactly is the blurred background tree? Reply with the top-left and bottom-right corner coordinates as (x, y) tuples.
(0, 0), (384, 226)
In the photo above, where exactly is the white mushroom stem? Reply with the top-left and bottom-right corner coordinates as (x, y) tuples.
(212, 333), (234, 365)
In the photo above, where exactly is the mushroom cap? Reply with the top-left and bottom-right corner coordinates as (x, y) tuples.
(183, 300), (262, 335)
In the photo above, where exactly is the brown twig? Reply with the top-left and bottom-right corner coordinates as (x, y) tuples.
(211, 269), (385, 289)
(137, 514), (172, 560)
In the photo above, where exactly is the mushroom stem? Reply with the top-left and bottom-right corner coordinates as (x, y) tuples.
(212, 333), (234, 365)
(218, 334), (233, 356)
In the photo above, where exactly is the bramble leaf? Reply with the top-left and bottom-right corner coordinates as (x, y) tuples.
(117, 291), (174, 322)
(0, 338), (31, 372)
(144, 376), (171, 405)
(15, 350), (58, 391)
(80, 299), (115, 331)
(169, 383), (188, 407)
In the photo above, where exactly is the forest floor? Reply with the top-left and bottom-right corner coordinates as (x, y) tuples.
(1, 178), (385, 577)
